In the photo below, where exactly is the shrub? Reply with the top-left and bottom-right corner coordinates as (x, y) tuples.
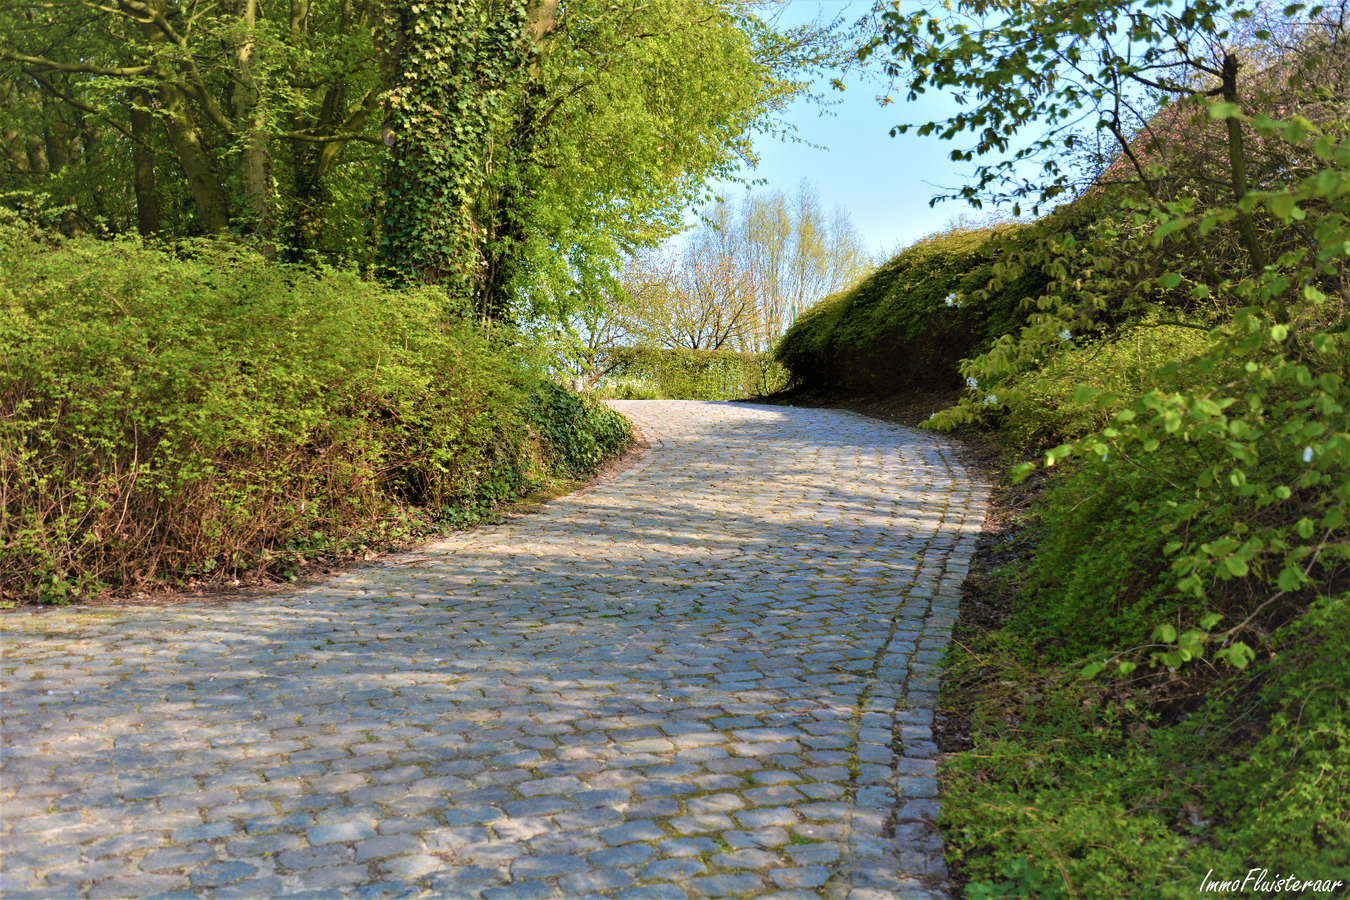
(0, 221), (629, 602)
(943, 592), (1350, 899)
(996, 322), (1217, 450)
(774, 223), (1043, 394)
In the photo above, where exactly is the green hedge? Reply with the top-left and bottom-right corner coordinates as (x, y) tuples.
(0, 221), (629, 603)
(774, 224), (1044, 393)
(602, 346), (788, 400)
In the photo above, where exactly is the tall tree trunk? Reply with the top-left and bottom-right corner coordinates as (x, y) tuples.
(474, 0), (559, 321)
(1221, 53), (1267, 277)
(233, 0), (270, 234)
(161, 83), (232, 233)
(128, 87), (161, 236)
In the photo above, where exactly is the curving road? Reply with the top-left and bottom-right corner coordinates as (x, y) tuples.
(1, 401), (986, 900)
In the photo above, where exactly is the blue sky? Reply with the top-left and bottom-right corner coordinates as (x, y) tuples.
(700, 0), (1009, 256)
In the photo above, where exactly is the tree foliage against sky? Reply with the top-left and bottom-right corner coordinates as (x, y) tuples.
(618, 182), (872, 356)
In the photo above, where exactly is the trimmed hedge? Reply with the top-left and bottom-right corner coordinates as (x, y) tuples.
(603, 346), (787, 400)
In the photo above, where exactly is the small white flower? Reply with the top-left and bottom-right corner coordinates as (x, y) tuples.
(966, 376), (978, 390)
(1303, 446), (1314, 463)
(945, 293), (958, 307)
(1059, 329), (1072, 341)
(1102, 450), (1109, 462)
(982, 394), (999, 406)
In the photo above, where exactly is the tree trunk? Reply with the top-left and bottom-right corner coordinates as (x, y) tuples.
(128, 87), (161, 236)
(1221, 52), (1267, 277)
(474, 0), (559, 321)
(161, 83), (231, 233)
(233, 0), (270, 234)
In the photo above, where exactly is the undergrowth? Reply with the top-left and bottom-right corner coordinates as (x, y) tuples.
(0, 221), (630, 604)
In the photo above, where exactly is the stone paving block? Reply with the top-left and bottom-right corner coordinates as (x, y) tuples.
(560, 868), (637, 894)
(300, 864), (370, 890)
(619, 886), (688, 900)
(711, 849), (781, 869)
(354, 834), (422, 861)
(381, 854), (441, 879)
(139, 844), (219, 871)
(214, 876), (286, 899)
(189, 861), (257, 888)
(689, 873), (766, 896)
(642, 858), (708, 879)
(308, 821), (377, 845)
(0, 402), (983, 900)
(771, 866), (832, 889)
(602, 820), (666, 845)
(723, 827), (789, 849)
(482, 880), (551, 900)
(509, 854), (588, 879)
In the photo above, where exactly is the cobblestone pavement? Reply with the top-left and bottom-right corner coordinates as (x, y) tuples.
(2, 401), (987, 900)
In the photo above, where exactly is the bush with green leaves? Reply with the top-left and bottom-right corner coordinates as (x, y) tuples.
(774, 223), (1043, 394)
(940, 592), (1350, 899)
(0, 220), (629, 603)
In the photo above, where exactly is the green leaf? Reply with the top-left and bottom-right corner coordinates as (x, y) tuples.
(1267, 193), (1297, 220)
(1208, 101), (1241, 120)
(1215, 642), (1255, 669)
(1158, 272), (1183, 289)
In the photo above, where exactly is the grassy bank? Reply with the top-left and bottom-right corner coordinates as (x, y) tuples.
(0, 221), (629, 605)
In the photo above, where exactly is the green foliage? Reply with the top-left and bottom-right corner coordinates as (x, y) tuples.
(774, 223), (1041, 394)
(991, 323), (1216, 450)
(0, 219), (628, 602)
(593, 377), (661, 401)
(2, 0), (831, 323)
(605, 346), (786, 400)
(525, 381), (630, 477)
(860, 0), (1350, 893)
(377, 0), (528, 291)
(943, 595), (1350, 899)
(1209, 595), (1350, 877)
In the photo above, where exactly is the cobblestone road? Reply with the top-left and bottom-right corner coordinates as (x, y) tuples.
(1, 402), (986, 900)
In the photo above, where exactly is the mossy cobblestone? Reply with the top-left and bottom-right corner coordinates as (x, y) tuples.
(1, 401), (986, 900)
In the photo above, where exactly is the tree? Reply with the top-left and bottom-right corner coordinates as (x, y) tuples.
(621, 243), (758, 351)
(735, 180), (871, 350)
(616, 181), (870, 355)
(1, 0), (837, 311)
(0, 0), (384, 243)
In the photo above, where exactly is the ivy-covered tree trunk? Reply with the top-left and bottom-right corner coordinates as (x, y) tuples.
(377, 0), (528, 301)
(472, 0), (557, 320)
